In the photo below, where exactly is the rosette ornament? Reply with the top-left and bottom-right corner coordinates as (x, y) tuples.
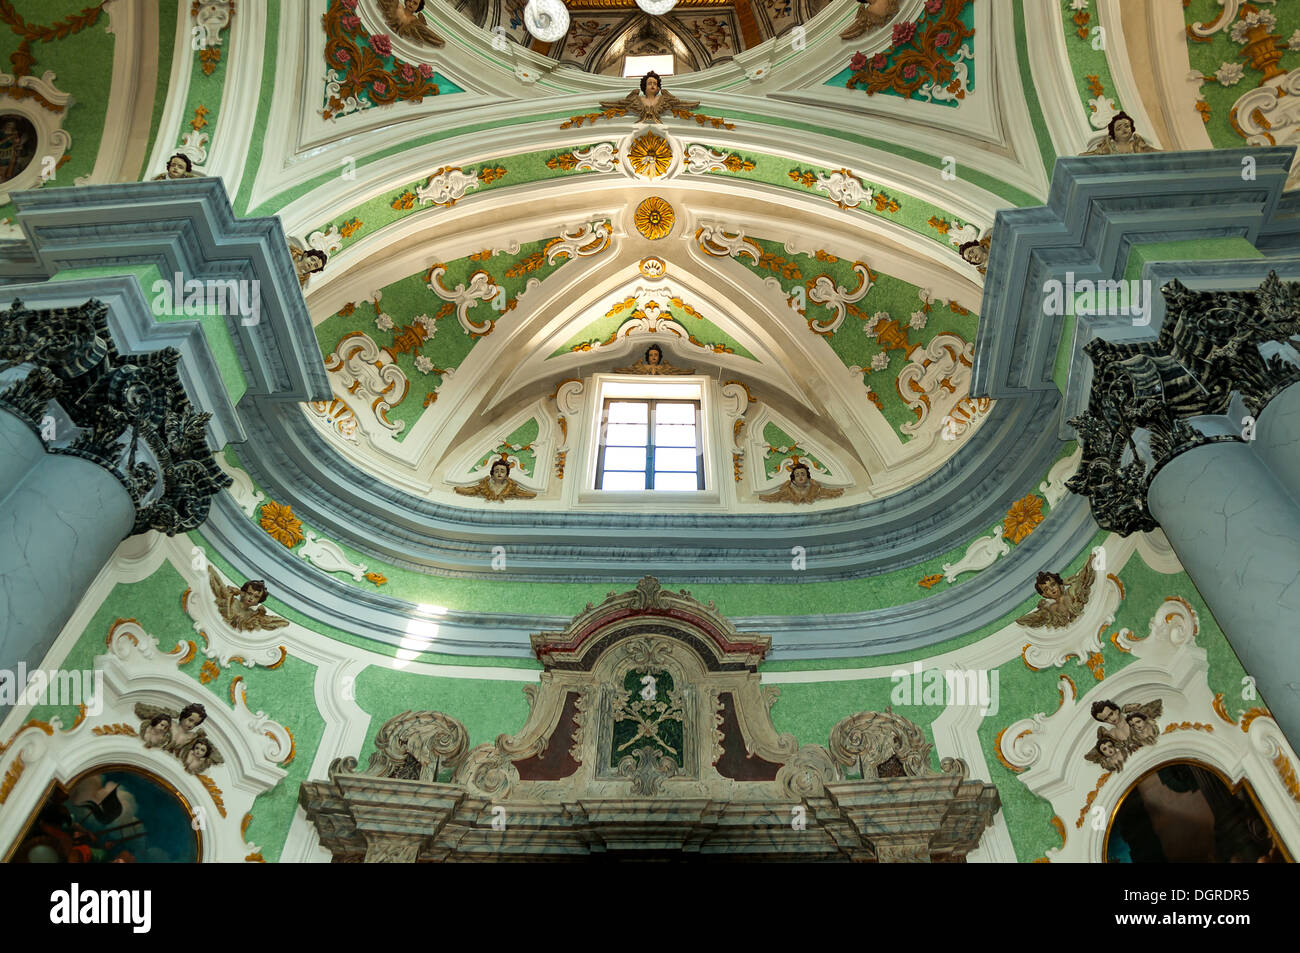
(523, 0), (569, 42)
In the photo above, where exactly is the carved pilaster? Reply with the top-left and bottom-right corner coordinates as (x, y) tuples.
(0, 298), (231, 536)
(1067, 273), (1300, 535)
(363, 833), (423, 864)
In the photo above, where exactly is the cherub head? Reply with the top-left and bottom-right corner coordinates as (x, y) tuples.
(165, 154), (193, 179)
(959, 239), (989, 267)
(1108, 111), (1135, 142)
(405, 0), (426, 11)
(190, 738), (212, 760)
(1097, 738), (1119, 760)
(644, 344), (663, 366)
(144, 713), (172, 745)
(297, 249), (328, 277)
(238, 579), (269, 609)
(490, 457), (511, 483)
(178, 703), (207, 732)
(1091, 699), (1121, 727)
(640, 71), (663, 97)
(1035, 571), (1064, 601)
(1126, 712), (1147, 730)
(790, 462), (812, 488)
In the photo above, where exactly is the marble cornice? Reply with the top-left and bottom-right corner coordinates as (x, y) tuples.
(972, 147), (1300, 435)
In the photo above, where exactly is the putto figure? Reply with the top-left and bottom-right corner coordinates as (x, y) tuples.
(454, 456), (538, 502)
(759, 461), (844, 505)
(958, 232), (992, 276)
(600, 71), (700, 126)
(614, 344), (694, 376)
(376, 0), (445, 47)
(208, 566), (290, 631)
(133, 703), (224, 775)
(1084, 698), (1164, 771)
(1082, 112), (1159, 156)
(839, 0), (901, 41)
(290, 243), (328, 288)
(1015, 558), (1097, 630)
(152, 153), (200, 180)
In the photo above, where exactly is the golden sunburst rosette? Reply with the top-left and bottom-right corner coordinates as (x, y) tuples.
(628, 131), (672, 178)
(634, 196), (675, 240)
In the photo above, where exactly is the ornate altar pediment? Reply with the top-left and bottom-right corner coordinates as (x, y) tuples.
(300, 577), (1000, 861)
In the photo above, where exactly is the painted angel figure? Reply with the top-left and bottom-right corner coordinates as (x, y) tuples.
(179, 735), (224, 776)
(1084, 732), (1128, 773)
(613, 344), (694, 376)
(840, 0), (901, 41)
(289, 242), (328, 289)
(1082, 112), (1159, 156)
(1015, 559), (1097, 630)
(136, 706), (175, 749)
(600, 71), (699, 125)
(377, 0), (445, 47)
(958, 231), (993, 276)
(1091, 697), (1163, 752)
(208, 565), (290, 632)
(453, 456), (538, 502)
(759, 462), (845, 505)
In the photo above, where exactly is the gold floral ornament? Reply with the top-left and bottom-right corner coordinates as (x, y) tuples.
(628, 131), (672, 178)
(1003, 494), (1044, 544)
(634, 196), (674, 240)
(259, 501), (305, 548)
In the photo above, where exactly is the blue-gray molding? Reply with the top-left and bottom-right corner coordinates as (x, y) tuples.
(0, 179), (331, 408)
(972, 147), (1300, 437)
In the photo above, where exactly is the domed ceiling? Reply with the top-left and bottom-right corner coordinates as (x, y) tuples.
(44, 0), (1275, 596)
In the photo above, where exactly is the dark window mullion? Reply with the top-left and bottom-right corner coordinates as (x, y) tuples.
(646, 400), (657, 490)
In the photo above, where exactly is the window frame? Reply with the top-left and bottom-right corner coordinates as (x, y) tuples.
(594, 397), (705, 492)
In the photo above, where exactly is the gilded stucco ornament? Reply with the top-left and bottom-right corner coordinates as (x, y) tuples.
(633, 195), (674, 239)
(627, 130), (673, 178)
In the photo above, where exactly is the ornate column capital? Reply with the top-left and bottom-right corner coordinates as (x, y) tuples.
(0, 298), (231, 537)
(1067, 272), (1300, 534)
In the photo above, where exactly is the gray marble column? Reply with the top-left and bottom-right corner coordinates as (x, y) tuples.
(0, 408), (44, 501)
(0, 446), (135, 679)
(1148, 441), (1300, 745)
(1255, 380), (1300, 505)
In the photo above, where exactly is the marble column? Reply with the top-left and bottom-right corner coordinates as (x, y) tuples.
(1147, 442), (1300, 744)
(0, 408), (45, 500)
(0, 428), (136, 678)
(1254, 380), (1300, 506)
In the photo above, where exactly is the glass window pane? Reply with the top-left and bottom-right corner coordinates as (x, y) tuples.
(601, 471), (646, 491)
(655, 423), (696, 447)
(605, 423), (648, 446)
(655, 403), (695, 424)
(606, 401), (647, 423)
(602, 446), (646, 472)
(655, 447), (698, 472)
(654, 471), (701, 491)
